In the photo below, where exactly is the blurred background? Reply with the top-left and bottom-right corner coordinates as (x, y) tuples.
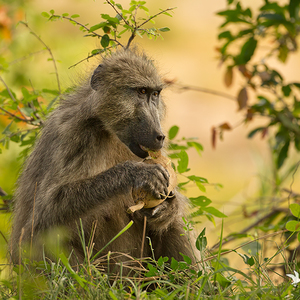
(1, 0), (300, 266)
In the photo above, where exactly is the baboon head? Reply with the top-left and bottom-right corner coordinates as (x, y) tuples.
(91, 50), (166, 158)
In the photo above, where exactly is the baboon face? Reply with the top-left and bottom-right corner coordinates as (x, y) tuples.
(91, 51), (166, 158)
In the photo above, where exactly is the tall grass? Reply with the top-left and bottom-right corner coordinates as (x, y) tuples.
(1, 221), (298, 299)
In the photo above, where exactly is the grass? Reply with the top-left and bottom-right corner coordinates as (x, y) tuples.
(1, 221), (299, 300)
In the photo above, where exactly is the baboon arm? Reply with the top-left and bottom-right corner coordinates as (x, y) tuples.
(36, 163), (132, 230)
(34, 161), (169, 232)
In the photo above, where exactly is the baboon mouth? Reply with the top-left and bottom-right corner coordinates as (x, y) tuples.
(140, 145), (153, 153)
(139, 145), (161, 156)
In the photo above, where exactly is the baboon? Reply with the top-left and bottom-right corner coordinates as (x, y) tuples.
(10, 49), (195, 267)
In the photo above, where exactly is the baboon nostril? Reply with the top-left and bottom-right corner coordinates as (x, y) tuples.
(157, 134), (165, 142)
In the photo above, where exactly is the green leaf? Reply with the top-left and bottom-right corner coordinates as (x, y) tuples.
(109, 291), (118, 300)
(177, 150), (188, 173)
(289, 203), (300, 218)
(237, 253), (255, 266)
(277, 140), (290, 169)
(168, 125), (179, 140)
(159, 27), (170, 32)
(195, 182), (206, 192)
(218, 30), (233, 40)
(170, 257), (178, 270)
(196, 228), (207, 251)
(282, 84), (291, 97)
(278, 44), (289, 63)
(145, 264), (158, 277)
(59, 253), (93, 290)
(236, 37), (257, 64)
(62, 13), (69, 17)
(20, 107), (34, 117)
(189, 196), (212, 208)
(286, 220), (300, 232)
(187, 141), (203, 155)
(248, 127), (265, 138)
(180, 253), (192, 265)
(42, 89), (60, 96)
(187, 175), (208, 184)
(41, 12), (50, 18)
(71, 14), (80, 18)
(101, 34), (110, 48)
(89, 22), (106, 32)
(215, 273), (231, 288)
(202, 207), (227, 218)
(50, 9), (55, 15)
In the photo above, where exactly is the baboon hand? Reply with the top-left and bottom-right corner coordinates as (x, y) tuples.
(125, 161), (170, 200)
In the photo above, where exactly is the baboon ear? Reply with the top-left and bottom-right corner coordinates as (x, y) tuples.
(91, 64), (104, 90)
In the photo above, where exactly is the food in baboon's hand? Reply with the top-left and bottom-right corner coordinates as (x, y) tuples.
(128, 150), (177, 213)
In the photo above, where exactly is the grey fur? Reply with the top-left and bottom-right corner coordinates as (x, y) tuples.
(10, 49), (194, 266)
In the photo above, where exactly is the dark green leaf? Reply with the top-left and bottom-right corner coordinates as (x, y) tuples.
(277, 139), (290, 169)
(101, 34), (110, 48)
(282, 85), (292, 97)
(196, 228), (207, 251)
(289, 0), (300, 19)
(159, 27), (170, 32)
(236, 37), (257, 64)
(168, 125), (179, 140)
(218, 30), (233, 40)
(248, 127), (266, 138)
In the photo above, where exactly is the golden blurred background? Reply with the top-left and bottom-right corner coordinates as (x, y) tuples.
(1, 0), (300, 262)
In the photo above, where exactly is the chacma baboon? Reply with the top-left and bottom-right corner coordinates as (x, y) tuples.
(10, 49), (195, 268)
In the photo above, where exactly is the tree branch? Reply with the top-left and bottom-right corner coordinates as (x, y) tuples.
(21, 22), (61, 94)
(210, 208), (289, 251)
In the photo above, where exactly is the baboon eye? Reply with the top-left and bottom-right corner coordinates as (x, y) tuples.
(138, 88), (147, 95)
(153, 91), (159, 97)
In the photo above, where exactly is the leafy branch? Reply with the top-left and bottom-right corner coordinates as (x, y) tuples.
(42, 0), (175, 66)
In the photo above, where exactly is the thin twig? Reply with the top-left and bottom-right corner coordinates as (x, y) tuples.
(0, 187), (7, 197)
(10, 49), (47, 65)
(205, 230), (288, 262)
(106, 0), (130, 27)
(0, 75), (28, 120)
(0, 106), (27, 122)
(141, 216), (147, 258)
(21, 22), (61, 94)
(171, 82), (237, 101)
(210, 208), (289, 251)
(137, 7), (175, 29)
(53, 14), (124, 49)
